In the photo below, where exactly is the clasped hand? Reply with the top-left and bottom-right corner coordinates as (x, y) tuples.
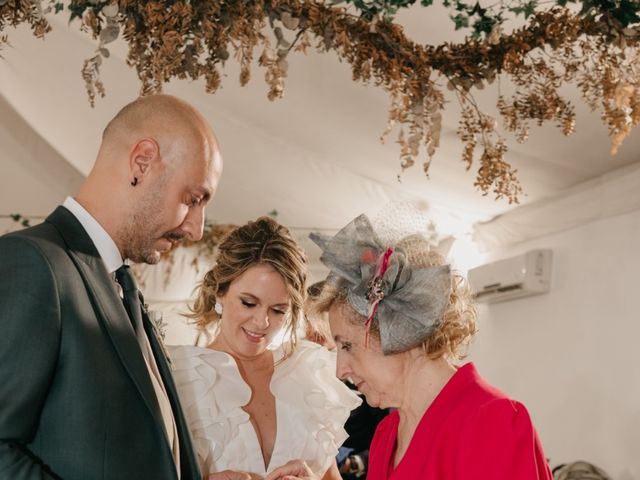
(206, 460), (318, 480)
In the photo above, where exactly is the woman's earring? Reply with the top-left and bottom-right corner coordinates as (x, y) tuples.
(214, 302), (223, 316)
(131, 177), (138, 186)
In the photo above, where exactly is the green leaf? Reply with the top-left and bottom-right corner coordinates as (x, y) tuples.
(524, 1), (536, 18)
(452, 13), (469, 29)
(68, 2), (90, 22)
(455, 2), (470, 12)
(474, 16), (496, 35)
(470, 1), (487, 17)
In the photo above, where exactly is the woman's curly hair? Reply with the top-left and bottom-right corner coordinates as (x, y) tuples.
(312, 238), (477, 362)
(188, 216), (307, 359)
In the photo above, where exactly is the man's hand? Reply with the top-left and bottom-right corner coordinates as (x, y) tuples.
(206, 469), (253, 480)
(264, 460), (319, 480)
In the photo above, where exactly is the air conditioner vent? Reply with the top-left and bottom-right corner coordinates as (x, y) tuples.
(468, 249), (552, 304)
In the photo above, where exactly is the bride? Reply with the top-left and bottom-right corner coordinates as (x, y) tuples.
(168, 217), (361, 480)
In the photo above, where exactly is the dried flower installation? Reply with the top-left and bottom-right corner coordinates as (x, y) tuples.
(2, 0), (639, 203)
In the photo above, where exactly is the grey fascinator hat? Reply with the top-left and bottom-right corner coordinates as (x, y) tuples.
(310, 214), (452, 355)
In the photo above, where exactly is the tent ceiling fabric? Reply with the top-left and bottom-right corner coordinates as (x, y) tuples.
(0, 95), (84, 231)
(1, 4), (640, 247)
(473, 161), (640, 250)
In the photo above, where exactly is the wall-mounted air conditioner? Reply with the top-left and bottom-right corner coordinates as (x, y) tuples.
(467, 249), (552, 304)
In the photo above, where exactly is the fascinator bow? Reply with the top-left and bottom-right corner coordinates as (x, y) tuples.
(310, 214), (452, 355)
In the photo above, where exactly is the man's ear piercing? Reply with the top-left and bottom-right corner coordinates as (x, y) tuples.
(131, 177), (138, 186)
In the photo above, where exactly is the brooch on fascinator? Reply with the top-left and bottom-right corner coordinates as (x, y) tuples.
(310, 214), (452, 355)
(363, 246), (394, 347)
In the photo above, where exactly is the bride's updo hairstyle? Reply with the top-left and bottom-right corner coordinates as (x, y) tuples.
(189, 216), (307, 357)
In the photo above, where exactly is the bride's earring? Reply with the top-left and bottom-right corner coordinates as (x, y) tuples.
(214, 302), (223, 316)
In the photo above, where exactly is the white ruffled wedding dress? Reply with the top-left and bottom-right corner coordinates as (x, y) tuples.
(168, 340), (361, 478)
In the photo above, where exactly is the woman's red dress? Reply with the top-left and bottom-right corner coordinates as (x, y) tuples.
(367, 363), (553, 480)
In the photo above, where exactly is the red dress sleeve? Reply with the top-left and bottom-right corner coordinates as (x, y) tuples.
(455, 398), (553, 480)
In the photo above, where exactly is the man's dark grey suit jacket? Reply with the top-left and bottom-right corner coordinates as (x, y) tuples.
(0, 206), (201, 480)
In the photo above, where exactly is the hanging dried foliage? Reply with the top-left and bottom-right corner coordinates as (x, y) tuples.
(2, 0), (639, 203)
(149, 221), (237, 289)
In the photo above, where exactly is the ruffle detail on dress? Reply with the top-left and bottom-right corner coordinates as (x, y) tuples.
(270, 340), (362, 475)
(168, 345), (252, 475)
(169, 341), (361, 477)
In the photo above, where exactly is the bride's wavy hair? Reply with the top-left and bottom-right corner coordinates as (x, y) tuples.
(188, 216), (307, 360)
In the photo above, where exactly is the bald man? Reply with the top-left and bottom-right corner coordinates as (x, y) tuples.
(0, 95), (222, 480)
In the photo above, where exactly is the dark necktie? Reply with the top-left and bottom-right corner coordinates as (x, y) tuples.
(115, 265), (150, 362)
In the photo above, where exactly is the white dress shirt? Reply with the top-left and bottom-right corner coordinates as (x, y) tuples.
(62, 197), (181, 477)
(63, 197), (122, 275)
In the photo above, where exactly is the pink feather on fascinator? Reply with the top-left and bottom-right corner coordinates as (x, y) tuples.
(364, 246), (394, 347)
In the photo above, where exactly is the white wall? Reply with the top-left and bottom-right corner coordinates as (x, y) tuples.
(467, 209), (640, 480)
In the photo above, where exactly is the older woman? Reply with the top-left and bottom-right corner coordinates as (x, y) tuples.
(266, 214), (552, 480)
(168, 216), (360, 480)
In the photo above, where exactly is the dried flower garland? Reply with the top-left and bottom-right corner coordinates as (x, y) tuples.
(2, 0), (639, 203)
(1, 213), (34, 228)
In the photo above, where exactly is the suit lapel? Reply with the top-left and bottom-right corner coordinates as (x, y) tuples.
(143, 315), (201, 479)
(46, 207), (167, 433)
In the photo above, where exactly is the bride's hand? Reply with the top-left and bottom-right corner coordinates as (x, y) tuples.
(206, 469), (253, 480)
(264, 460), (318, 480)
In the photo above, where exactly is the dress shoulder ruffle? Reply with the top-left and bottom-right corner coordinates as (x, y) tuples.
(168, 341), (361, 476)
(168, 345), (252, 474)
(270, 340), (362, 474)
